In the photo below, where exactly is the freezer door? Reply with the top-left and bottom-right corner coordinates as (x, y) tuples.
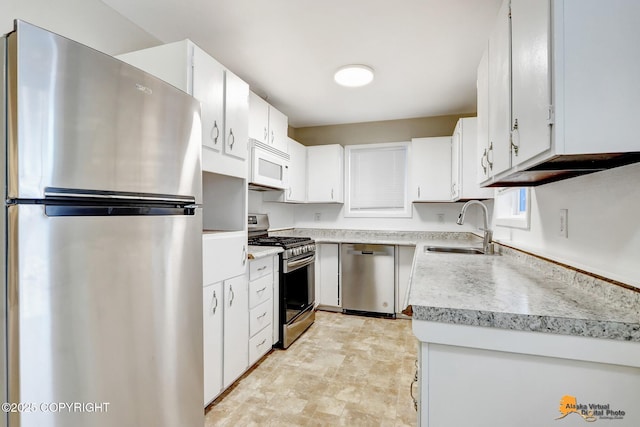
(6, 205), (203, 427)
(6, 21), (202, 202)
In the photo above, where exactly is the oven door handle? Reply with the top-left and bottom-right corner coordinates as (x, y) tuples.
(285, 253), (316, 272)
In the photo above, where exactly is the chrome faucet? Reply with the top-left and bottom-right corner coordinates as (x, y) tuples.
(457, 200), (493, 254)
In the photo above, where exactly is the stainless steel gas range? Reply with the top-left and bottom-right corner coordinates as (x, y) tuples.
(248, 214), (315, 348)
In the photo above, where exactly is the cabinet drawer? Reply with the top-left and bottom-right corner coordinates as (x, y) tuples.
(203, 232), (247, 286)
(249, 299), (273, 337)
(249, 274), (273, 309)
(249, 256), (273, 280)
(249, 325), (272, 366)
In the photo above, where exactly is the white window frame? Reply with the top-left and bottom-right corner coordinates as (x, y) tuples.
(344, 142), (412, 218)
(494, 187), (531, 229)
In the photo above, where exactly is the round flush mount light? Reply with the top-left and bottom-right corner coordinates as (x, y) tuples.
(334, 64), (374, 87)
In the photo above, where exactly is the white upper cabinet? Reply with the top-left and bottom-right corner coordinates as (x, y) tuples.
(480, 0), (640, 186)
(307, 144), (344, 203)
(476, 49), (491, 184)
(486, 0), (512, 179)
(509, 0), (551, 167)
(261, 137), (307, 203)
(117, 40), (249, 179)
(452, 118), (494, 200)
(224, 70), (249, 161)
(192, 47), (224, 155)
(285, 138), (307, 202)
(248, 92), (269, 145)
(411, 137), (452, 202)
(248, 92), (289, 155)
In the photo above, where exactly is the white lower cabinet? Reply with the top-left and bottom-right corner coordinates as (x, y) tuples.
(315, 243), (340, 309)
(223, 275), (249, 390)
(414, 321), (640, 426)
(248, 254), (276, 366)
(395, 245), (415, 315)
(203, 282), (223, 406)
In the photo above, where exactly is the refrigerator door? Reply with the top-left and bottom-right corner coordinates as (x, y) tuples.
(6, 21), (202, 202)
(6, 204), (203, 427)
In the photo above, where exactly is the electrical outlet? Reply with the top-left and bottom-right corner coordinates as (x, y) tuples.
(559, 209), (568, 238)
(314, 212), (321, 222)
(437, 213), (445, 223)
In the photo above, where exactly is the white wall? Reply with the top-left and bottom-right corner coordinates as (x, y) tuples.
(251, 187), (487, 235)
(493, 162), (640, 289)
(1, 0), (159, 55)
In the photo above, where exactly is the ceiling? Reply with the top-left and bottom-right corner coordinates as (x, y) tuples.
(102, 0), (502, 128)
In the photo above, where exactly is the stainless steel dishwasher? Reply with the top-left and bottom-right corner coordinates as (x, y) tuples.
(341, 243), (395, 317)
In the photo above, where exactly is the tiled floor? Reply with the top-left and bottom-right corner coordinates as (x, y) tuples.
(205, 310), (418, 426)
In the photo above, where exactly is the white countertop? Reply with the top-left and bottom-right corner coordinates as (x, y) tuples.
(247, 245), (283, 260)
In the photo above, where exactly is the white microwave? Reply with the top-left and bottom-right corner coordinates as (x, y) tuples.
(249, 141), (290, 190)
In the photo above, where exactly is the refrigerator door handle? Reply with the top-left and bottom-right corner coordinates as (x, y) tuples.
(43, 187), (196, 204)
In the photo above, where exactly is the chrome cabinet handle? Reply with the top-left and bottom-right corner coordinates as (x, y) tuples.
(257, 286), (267, 294)
(271, 130), (275, 144)
(331, 188), (334, 200)
(228, 128), (235, 149)
(256, 338), (267, 348)
(229, 285), (234, 307)
(487, 142), (494, 170)
(481, 149), (488, 175)
(210, 290), (218, 315)
(263, 127), (268, 141)
(210, 121), (219, 144)
(288, 187), (292, 197)
(242, 245), (247, 266)
(418, 186), (421, 198)
(257, 266), (267, 271)
(410, 359), (418, 411)
(258, 312), (267, 320)
(510, 118), (520, 156)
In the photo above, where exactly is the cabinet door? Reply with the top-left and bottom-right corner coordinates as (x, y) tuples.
(411, 137), (452, 202)
(248, 91), (269, 144)
(396, 245), (415, 315)
(477, 49), (491, 184)
(268, 106), (289, 154)
(317, 243), (340, 308)
(286, 138), (307, 202)
(224, 70), (249, 160)
(203, 282), (223, 406)
(487, 0), (512, 177)
(510, 0), (551, 166)
(307, 145), (344, 203)
(203, 232), (247, 286)
(451, 124), (461, 201)
(193, 47), (225, 155)
(223, 275), (249, 389)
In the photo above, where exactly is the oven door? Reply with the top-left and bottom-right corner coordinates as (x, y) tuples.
(282, 253), (315, 323)
(280, 252), (316, 348)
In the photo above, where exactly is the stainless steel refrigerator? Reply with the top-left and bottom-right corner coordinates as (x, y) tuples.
(1, 21), (203, 427)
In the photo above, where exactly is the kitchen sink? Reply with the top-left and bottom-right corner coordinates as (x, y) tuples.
(425, 246), (485, 255)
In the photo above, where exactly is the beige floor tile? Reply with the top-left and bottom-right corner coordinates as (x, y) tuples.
(205, 311), (418, 426)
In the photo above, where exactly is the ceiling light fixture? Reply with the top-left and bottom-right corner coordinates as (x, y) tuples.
(334, 64), (374, 87)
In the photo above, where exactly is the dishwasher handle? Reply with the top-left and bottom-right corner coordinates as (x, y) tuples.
(345, 244), (394, 257)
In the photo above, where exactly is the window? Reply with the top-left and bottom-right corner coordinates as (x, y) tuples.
(344, 142), (411, 218)
(494, 187), (530, 229)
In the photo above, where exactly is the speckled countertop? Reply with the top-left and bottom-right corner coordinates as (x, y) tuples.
(247, 246), (283, 260)
(410, 242), (640, 342)
(269, 228), (482, 246)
